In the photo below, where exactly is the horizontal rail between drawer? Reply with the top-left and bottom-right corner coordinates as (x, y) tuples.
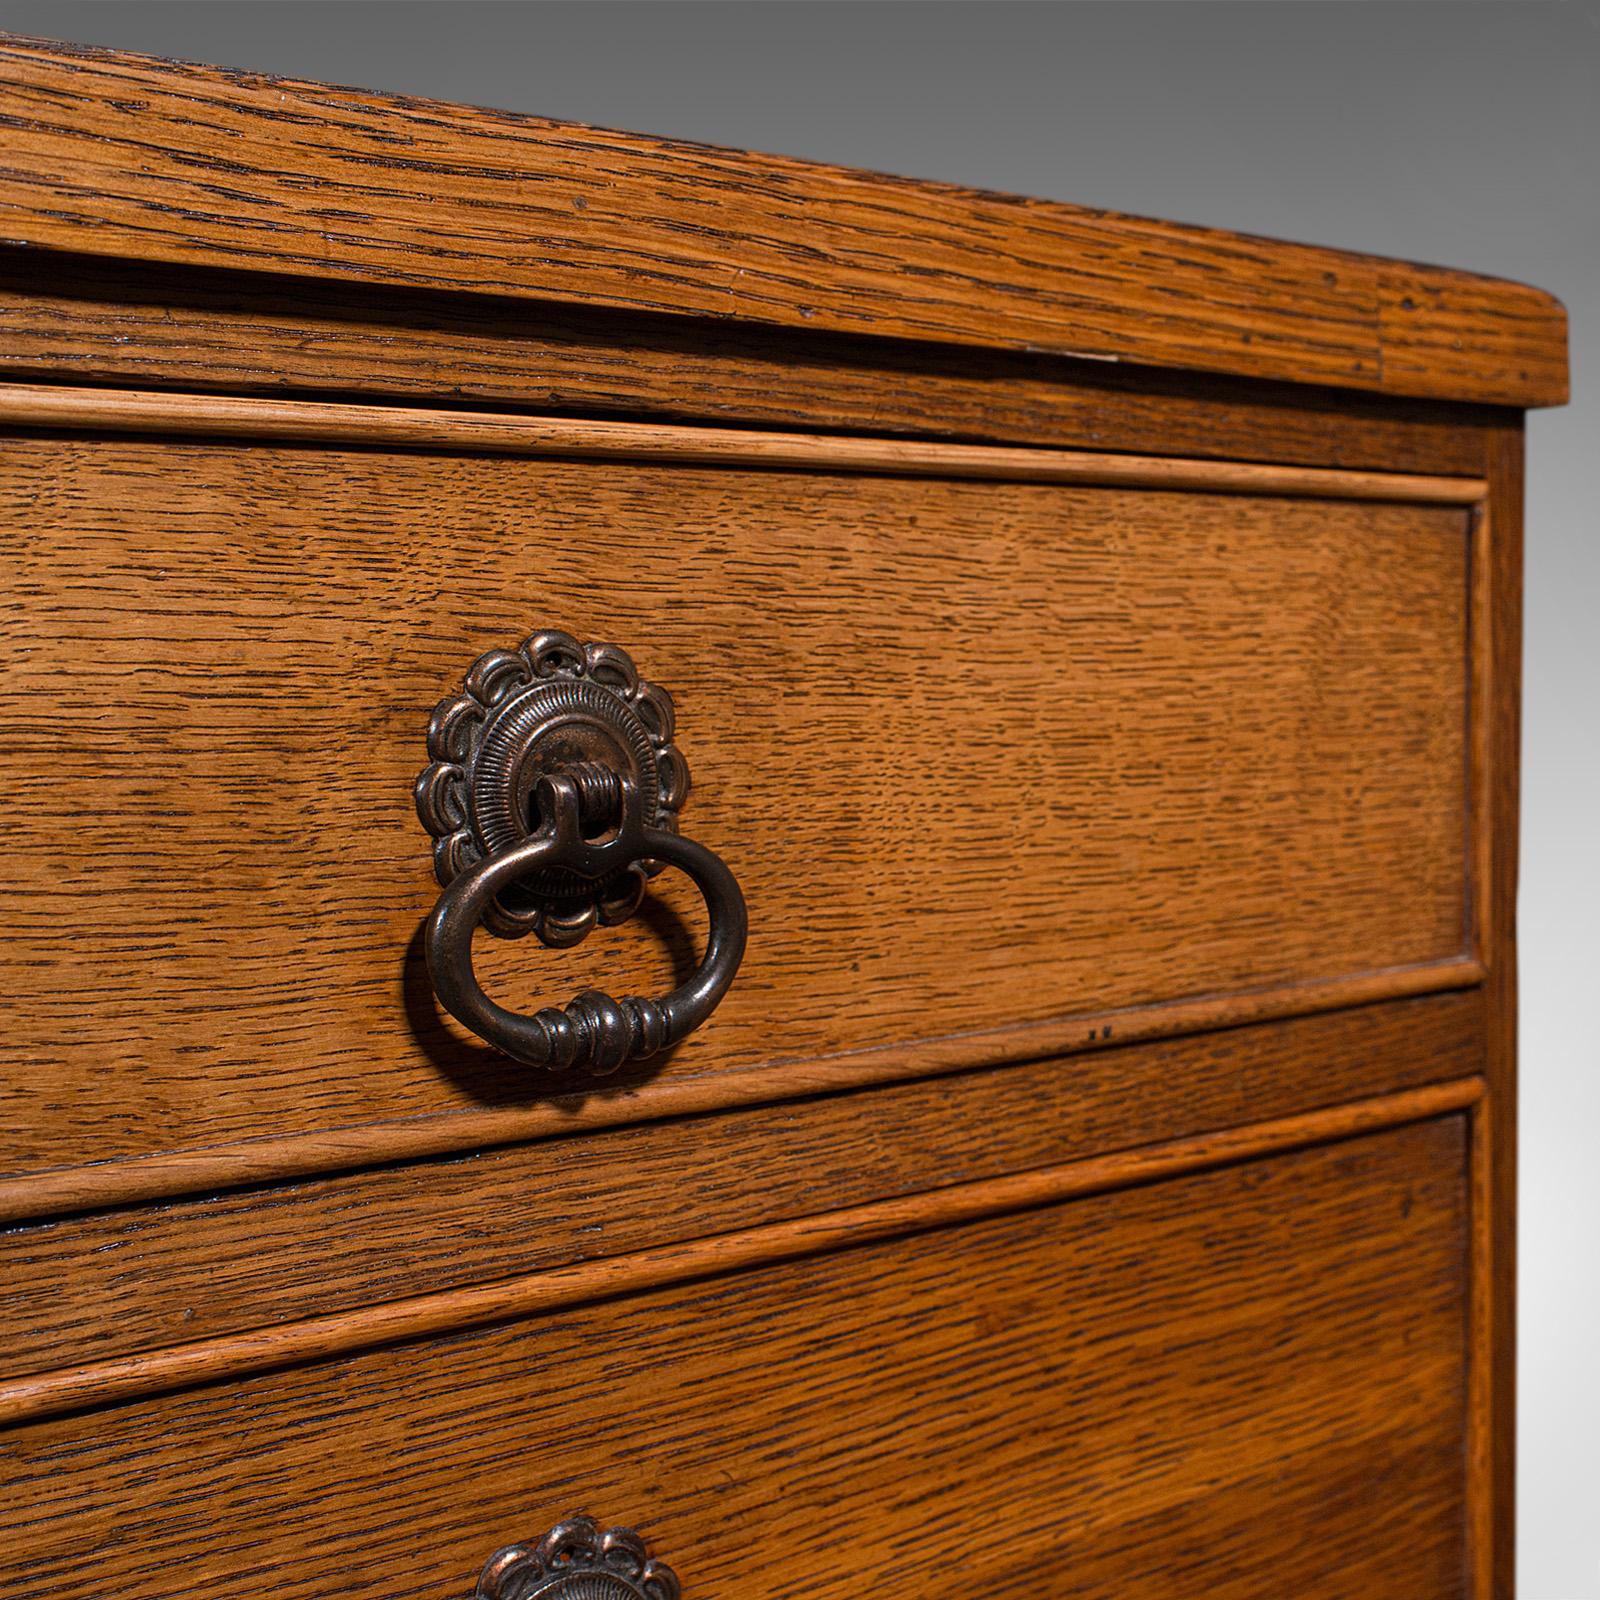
(0, 383), (1489, 501)
(0, 1075), (1484, 1430)
(0, 957), (1486, 1224)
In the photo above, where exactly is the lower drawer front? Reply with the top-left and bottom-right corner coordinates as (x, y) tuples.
(0, 1118), (1470, 1599)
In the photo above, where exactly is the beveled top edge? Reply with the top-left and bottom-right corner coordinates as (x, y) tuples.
(0, 32), (1569, 408)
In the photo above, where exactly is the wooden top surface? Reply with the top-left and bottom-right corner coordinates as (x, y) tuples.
(0, 33), (1568, 407)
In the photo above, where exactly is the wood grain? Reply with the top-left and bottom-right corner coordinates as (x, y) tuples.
(0, 35), (1567, 406)
(0, 1119), (1473, 1598)
(1468, 1091), (1495, 1600)
(0, 991), (1484, 1372)
(0, 1080), (1481, 1426)
(1481, 423), (1525, 1596)
(0, 959), (1484, 1224)
(0, 37), (1545, 1595)
(0, 382), (1489, 499)
(0, 427), (1475, 1174)
(0, 248), (1502, 477)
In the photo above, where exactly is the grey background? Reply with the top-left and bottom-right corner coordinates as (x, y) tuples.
(1, 1), (1592, 1592)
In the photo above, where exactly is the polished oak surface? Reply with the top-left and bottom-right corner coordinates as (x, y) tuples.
(1, 416), (1476, 1173)
(0, 34), (1556, 1600)
(0, 993), (1483, 1377)
(0, 35), (1566, 405)
(0, 247), (1508, 474)
(0, 1121), (1472, 1600)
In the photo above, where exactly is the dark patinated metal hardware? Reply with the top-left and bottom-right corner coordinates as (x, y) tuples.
(416, 630), (747, 1074)
(474, 1515), (679, 1600)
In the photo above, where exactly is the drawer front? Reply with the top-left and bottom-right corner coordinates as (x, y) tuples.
(0, 997), (1484, 1376)
(0, 1118), (1472, 1598)
(1, 420), (1476, 1171)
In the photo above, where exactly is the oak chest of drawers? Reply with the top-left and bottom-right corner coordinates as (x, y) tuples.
(0, 34), (1568, 1600)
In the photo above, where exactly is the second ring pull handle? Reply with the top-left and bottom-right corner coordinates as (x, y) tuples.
(415, 630), (748, 1075)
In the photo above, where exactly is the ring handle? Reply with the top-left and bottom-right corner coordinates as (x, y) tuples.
(425, 772), (747, 1073)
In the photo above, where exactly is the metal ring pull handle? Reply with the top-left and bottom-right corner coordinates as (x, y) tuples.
(426, 772), (746, 1073)
(415, 630), (748, 1075)
(475, 1514), (679, 1600)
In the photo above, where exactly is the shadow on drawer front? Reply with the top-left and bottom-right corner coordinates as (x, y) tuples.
(0, 1119), (1470, 1600)
(0, 427), (1476, 1172)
